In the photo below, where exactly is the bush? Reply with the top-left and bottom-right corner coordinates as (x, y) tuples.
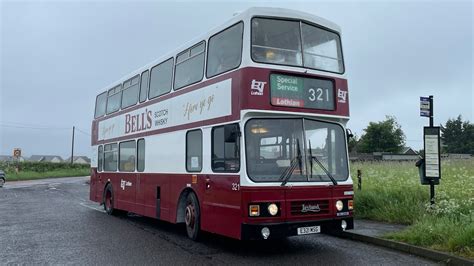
(0, 161), (90, 180)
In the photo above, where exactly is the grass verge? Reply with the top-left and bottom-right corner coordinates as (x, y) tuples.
(1, 161), (90, 181)
(351, 159), (474, 259)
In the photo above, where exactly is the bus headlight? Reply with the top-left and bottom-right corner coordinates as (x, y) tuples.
(267, 203), (278, 216)
(336, 200), (344, 211)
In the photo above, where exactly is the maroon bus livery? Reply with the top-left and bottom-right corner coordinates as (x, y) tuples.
(90, 7), (354, 240)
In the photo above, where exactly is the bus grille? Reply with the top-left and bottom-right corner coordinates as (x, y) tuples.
(290, 200), (330, 216)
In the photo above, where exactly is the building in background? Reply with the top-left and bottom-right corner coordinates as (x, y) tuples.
(66, 156), (91, 165)
(28, 155), (63, 163)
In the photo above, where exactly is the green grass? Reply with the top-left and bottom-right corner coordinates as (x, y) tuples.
(1, 161), (90, 181)
(351, 159), (474, 258)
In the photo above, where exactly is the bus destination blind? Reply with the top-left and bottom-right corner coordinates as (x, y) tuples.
(270, 74), (335, 110)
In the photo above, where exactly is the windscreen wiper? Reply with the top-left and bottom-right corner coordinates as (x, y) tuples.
(280, 139), (303, 186)
(309, 154), (338, 186)
(308, 140), (314, 179)
(308, 138), (337, 185)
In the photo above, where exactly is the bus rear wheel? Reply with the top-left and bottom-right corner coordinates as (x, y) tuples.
(185, 192), (201, 240)
(103, 184), (123, 216)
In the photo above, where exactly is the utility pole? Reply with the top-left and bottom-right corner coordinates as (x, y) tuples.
(71, 126), (75, 164)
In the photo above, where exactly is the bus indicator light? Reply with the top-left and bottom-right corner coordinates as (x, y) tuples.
(249, 205), (260, 216)
(348, 200), (353, 210)
(192, 175), (197, 184)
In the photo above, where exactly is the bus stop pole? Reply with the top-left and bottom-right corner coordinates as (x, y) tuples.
(429, 95), (435, 205)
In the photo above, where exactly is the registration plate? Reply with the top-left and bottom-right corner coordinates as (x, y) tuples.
(297, 225), (321, 235)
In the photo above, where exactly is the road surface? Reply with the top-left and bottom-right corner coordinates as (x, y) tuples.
(0, 177), (436, 265)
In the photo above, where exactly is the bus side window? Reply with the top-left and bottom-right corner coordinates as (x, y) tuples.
(149, 58), (173, 99)
(98, 145), (103, 172)
(212, 124), (240, 172)
(186, 130), (202, 172)
(207, 22), (243, 78)
(104, 143), (118, 171)
(119, 140), (136, 172)
(137, 139), (145, 172)
(94, 92), (107, 118)
(174, 41), (205, 90)
(139, 70), (149, 103)
(106, 84), (122, 114)
(121, 75), (140, 109)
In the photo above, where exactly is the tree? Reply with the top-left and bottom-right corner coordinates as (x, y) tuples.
(358, 116), (406, 153)
(348, 134), (359, 153)
(441, 115), (474, 154)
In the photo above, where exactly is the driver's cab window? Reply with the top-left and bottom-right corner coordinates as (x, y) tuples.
(245, 119), (306, 182)
(212, 124), (240, 172)
(305, 121), (346, 178)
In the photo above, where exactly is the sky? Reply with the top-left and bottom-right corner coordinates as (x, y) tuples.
(0, 0), (473, 158)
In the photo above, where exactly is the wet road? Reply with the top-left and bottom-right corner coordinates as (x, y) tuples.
(0, 177), (436, 265)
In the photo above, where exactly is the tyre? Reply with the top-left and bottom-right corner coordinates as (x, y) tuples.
(0, 177), (4, 188)
(103, 183), (123, 216)
(184, 192), (201, 240)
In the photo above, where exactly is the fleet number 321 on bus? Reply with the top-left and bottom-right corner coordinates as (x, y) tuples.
(89, 7), (354, 241)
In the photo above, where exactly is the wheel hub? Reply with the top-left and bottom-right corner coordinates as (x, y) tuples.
(185, 205), (195, 229)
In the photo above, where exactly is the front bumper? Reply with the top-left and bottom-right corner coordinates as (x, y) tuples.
(241, 217), (354, 240)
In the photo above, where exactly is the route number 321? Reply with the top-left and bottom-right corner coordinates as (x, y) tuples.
(308, 88), (329, 102)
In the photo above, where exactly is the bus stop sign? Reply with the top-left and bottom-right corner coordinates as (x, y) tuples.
(420, 97), (430, 117)
(423, 127), (441, 181)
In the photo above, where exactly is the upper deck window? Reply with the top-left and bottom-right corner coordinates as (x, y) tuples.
(94, 91), (107, 118)
(106, 84), (122, 115)
(149, 58), (174, 99)
(174, 41), (205, 90)
(139, 70), (149, 103)
(207, 22), (243, 78)
(301, 22), (344, 74)
(251, 18), (344, 74)
(121, 75), (140, 109)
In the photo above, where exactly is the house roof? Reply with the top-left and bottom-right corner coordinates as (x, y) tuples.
(29, 155), (63, 162)
(402, 147), (418, 155)
(66, 156), (91, 163)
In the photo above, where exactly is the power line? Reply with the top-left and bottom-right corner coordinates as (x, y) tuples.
(75, 128), (91, 136)
(0, 124), (70, 130)
(0, 121), (71, 128)
(0, 122), (92, 134)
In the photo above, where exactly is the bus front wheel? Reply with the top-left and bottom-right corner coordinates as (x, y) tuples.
(103, 184), (122, 216)
(185, 192), (201, 240)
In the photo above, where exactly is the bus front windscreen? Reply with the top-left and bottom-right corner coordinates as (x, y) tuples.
(245, 118), (348, 183)
(251, 18), (344, 73)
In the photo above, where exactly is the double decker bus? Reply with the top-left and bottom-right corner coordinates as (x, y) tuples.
(90, 7), (354, 240)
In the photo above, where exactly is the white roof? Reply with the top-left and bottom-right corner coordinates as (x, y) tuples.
(97, 7), (342, 94)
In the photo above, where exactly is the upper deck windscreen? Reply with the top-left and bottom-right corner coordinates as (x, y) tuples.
(251, 18), (344, 74)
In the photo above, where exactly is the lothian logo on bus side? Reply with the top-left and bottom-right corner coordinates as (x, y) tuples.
(250, 80), (266, 96)
(301, 203), (321, 213)
(337, 89), (348, 103)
